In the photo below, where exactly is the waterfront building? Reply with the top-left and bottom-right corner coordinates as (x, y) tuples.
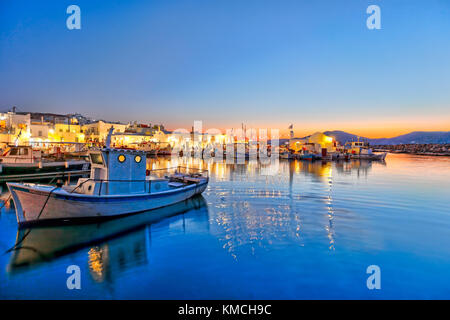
(82, 120), (127, 143)
(50, 123), (84, 143)
(289, 132), (336, 154)
(109, 123), (171, 149)
(0, 111), (31, 146)
(0, 108), (176, 150)
(168, 129), (227, 153)
(30, 122), (50, 141)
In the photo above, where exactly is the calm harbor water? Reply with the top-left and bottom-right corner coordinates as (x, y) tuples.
(0, 153), (449, 299)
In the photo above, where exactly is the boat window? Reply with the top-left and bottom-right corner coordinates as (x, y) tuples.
(118, 154), (126, 163)
(90, 153), (104, 165)
(134, 155), (142, 163)
(9, 148), (28, 156)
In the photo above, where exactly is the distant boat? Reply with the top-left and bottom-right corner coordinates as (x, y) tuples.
(0, 145), (89, 182)
(298, 152), (321, 161)
(346, 139), (387, 160)
(7, 130), (208, 226)
(134, 141), (172, 156)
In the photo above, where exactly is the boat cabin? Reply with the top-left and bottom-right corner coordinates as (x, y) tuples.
(73, 148), (178, 196)
(350, 141), (366, 148)
(346, 140), (373, 155)
(0, 146), (42, 164)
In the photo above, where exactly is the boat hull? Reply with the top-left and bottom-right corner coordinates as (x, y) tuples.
(7, 180), (208, 226)
(0, 161), (89, 182)
(350, 152), (387, 160)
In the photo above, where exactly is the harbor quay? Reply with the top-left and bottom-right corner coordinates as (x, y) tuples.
(0, 109), (394, 163)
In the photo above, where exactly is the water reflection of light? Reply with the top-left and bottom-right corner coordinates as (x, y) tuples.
(88, 246), (108, 282)
(145, 156), (384, 258)
(208, 159), (350, 258)
(325, 166), (335, 251)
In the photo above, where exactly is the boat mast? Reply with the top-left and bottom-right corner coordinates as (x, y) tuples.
(105, 127), (114, 148)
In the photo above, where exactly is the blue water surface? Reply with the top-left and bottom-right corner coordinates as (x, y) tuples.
(0, 154), (449, 299)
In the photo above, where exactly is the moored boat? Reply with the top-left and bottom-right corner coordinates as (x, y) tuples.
(7, 141), (208, 226)
(298, 152), (321, 161)
(346, 139), (387, 161)
(0, 145), (89, 182)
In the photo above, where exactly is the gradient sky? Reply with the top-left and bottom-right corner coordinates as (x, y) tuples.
(1, 0), (449, 138)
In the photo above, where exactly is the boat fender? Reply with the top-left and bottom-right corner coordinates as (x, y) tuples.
(146, 169), (150, 176)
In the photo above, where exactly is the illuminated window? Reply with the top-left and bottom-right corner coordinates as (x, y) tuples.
(118, 154), (126, 163)
(134, 155), (142, 163)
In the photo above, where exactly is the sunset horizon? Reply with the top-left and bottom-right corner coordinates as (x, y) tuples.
(2, 1), (449, 138)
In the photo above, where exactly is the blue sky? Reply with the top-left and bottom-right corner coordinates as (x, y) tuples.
(1, 0), (449, 137)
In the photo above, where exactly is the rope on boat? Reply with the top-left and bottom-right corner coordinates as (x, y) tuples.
(4, 186), (58, 254)
(0, 193), (12, 211)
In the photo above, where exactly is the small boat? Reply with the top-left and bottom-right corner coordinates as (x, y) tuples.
(0, 145), (89, 182)
(346, 139), (387, 161)
(298, 152), (321, 161)
(7, 132), (208, 226)
(351, 151), (387, 161)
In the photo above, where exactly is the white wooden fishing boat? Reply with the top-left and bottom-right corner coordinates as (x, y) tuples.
(7, 144), (208, 226)
(0, 145), (89, 182)
(346, 139), (387, 161)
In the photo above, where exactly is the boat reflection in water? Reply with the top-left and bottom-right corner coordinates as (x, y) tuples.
(7, 195), (208, 280)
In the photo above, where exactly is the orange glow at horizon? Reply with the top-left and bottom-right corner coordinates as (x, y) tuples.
(165, 116), (450, 139)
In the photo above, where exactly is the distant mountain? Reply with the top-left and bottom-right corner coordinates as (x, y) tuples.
(370, 131), (450, 145)
(324, 131), (450, 145)
(323, 131), (365, 144)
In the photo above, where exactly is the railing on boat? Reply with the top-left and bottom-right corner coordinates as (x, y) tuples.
(148, 166), (208, 178)
(70, 166), (208, 195)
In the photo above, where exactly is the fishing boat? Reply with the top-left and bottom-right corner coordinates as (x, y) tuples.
(0, 145), (90, 182)
(298, 151), (321, 161)
(7, 132), (208, 226)
(346, 139), (387, 161)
